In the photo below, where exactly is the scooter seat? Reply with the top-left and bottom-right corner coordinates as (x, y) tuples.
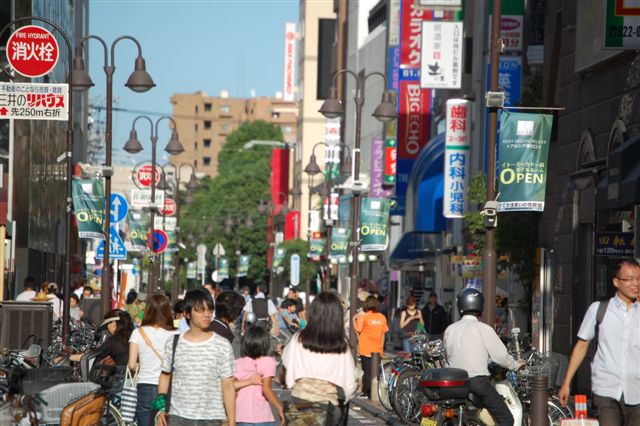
(468, 392), (483, 408)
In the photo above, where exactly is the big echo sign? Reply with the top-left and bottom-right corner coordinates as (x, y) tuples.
(6, 25), (60, 78)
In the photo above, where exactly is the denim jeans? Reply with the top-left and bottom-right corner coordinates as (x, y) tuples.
(136, 383), (157, 426)
(167, 416), (223, 426)
(402, 337), (413, 353)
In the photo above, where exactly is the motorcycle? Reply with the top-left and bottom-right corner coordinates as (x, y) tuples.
(417, 366), (522, 426)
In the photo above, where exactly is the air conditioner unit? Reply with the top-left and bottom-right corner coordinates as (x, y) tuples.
(0, 302), (52, 349)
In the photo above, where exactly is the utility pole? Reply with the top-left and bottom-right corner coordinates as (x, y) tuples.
(482, 0), (503, 326)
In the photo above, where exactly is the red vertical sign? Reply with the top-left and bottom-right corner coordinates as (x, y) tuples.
(398, 80), (431, 159)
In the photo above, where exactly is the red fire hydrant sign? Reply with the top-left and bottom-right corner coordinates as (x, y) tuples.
(6, 25), (59, 78)
(0, 82), (68, 121)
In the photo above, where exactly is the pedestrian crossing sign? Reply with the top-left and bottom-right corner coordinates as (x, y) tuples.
(96, 226), (127, 260)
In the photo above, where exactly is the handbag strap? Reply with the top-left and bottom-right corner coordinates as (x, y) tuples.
(138, 326), (164, 363)
(125, 364), (139, 382)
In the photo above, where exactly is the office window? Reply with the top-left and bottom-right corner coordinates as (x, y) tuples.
(220, 105), (230, 114)
(194, 141), (198, 150)
(203, 157), (211, 166)
(195, 105), (199, 114)
(204, 103), (212, 111)
(204, 120), (212, 130)
(204, 138), (212, 148)
(220, 123), (230, 133)
(194, 159), (198, 168)
(194, 123), (198, 132)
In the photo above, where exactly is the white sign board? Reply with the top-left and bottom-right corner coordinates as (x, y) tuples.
(421, 21), (463, 89)
(130, 189), (165, 210)
(154, 216), (177, 231)
(443, 99), (470, 218)
(0, 82), (68, 121)
(283, 22), (297, 102)
(290, 254), (300, 286)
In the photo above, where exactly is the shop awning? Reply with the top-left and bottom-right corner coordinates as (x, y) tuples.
(389, 133), (446, 265)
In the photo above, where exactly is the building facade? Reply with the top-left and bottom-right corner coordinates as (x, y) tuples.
(170, 91), (297, 177)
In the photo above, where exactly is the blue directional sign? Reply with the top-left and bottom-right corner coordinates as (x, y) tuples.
(96, 226), (127, 260)
(110, 193), (129, 223)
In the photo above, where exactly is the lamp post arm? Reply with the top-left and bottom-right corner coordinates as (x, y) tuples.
(155, 116), (178, 136)
(363, 71), (388, 89)
(132, 114), (154, 135)
(110, 35), (144, 66)
(76, 35), (109, 69)
(310, 141), (329, 157)
(331, 69), (359, 89)
(177, 163), (195, 180)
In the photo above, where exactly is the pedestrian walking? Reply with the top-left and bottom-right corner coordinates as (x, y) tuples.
(242, 284), (280, 336)
(559, 258), (640, 425)
(421, 292), (448, 340)
(154, 288), (235, 426)
(128, 294), (179, 426)
(70, 309), (134, 365)
(353, 295), (388, 399)
(282, 291), (356, 425)
(399, 295), (424, 352)
(234, 326), (285, 426)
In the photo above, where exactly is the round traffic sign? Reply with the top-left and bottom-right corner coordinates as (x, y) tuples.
(162, 198), (177, 216)
(6, 25), (60, 78)
(136, 164), (161, 187)
(147, 229), (168, 254)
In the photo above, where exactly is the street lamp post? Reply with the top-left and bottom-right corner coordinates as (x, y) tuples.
(72, 35), (155, 317)
(159, 163), (198, 302)
(225, 214), (254, 289)
(304, 141), (352, 291)
(123, 116), (184, 296)
(319, 70), (396, 356)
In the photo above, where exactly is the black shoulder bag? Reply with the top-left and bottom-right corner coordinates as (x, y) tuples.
(150, 334), (180, 426)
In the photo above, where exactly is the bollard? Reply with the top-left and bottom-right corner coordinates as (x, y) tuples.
(530, 375), (548, 426)
(370, 352), (380, 402)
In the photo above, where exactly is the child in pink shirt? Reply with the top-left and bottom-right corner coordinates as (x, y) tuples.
(234, 326), (284, 425)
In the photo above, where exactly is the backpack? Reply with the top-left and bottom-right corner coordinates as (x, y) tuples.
(593, 298), (610, 353)
(252, 297), (271, 326)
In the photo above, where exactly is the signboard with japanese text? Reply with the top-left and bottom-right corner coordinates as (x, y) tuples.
(273, 247), (287, 269)
(604, 0), (640, 48)
(360, 198), (390, 252)
(161, 198), (177, 216)
(384, 138), (398, 186)
(487, 56), (522, 107)
(6, 25), (59, 77)
(72, 179), (104, 239)
(135, 164), (162, 188)
(489, 0), (525, 52)
(290, 254), (300, 285)
(498, 112), (553, 212)
(0, 82), (68, 121)
(594, 232), (635, 257)
(154, 216), (177, 231)
(283, 22), (296, 101)
(443, 99), (470, 218)
(369, 137), (394, 198)
(130, 188), (165, 210)
(421, 21), (463, 89)
(330, 227), (351, 262)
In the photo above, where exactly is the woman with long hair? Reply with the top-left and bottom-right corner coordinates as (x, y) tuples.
(282, 291), (356, 425)
(399, 295), (424, 352)
(70, 309), (134, 365)
(128, 294), (178, 426)
(354, 295), (389, 399)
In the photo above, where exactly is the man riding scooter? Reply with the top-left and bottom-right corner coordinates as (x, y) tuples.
(444, 288), (525, 426)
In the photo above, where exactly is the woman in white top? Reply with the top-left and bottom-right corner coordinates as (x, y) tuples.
(128, 294), (178, 426)
(282, 292), (357, 425)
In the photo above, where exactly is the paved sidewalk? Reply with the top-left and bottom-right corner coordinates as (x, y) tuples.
(350, 397), (405, 425)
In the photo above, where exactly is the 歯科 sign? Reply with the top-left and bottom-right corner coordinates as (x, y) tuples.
(0, 82), (68, 121)
(605, 0), (640, 48)
(421, 21), (463, 89)
(443, 99), (470, 218)
(6, 25), (59, 78)
(498, 112), (553, 212)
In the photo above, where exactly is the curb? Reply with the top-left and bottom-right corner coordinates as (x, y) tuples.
(350, 398), (404, 425)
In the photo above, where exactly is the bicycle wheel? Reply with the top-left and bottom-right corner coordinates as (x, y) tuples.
(390, 369), (424, 425)
(522, 396), (574, 426)
(377, 361), (394, 412)
(101, 401), (125, 426)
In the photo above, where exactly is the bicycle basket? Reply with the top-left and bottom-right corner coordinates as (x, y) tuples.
(18, 367), (74, 395)
(522, 356), (560, 387)
(37, 382), (100, 424)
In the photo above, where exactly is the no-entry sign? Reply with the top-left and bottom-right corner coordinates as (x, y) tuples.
(6, 25), (59, 78)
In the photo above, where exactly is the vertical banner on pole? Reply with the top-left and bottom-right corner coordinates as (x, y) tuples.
(238, 255), (251, 277)
(443, 99), (471, 218)
(218, 257), (229, 280)
(359, 198), (390, 252)
(497, 112), (553, 212)
(72, 179), (105, 239)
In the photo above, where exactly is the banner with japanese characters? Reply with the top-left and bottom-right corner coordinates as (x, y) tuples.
(421, 21), (463, 89)
(273, 247), (287, 269)
(370, 137), (395, 197)
(443, 99), (470, 218)
(238, 255), (251, 277)
(498, 112), (553, 212)
(127, 211), (149, 251)
(72, 179), (105, 239)
(330, 227), (351, 262)
(218, 257), (229, 280)
(0, 82), (68, 121)
(360, 198), (390, 252)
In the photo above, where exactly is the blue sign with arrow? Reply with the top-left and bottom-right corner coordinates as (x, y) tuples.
(110, 193), (129, 223)
(96, 226), (127, 260)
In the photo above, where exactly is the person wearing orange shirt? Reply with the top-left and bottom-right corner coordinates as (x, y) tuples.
(353, 295), (389, 398)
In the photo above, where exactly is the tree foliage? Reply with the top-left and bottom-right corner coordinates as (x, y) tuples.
(179, 121), (284, 285)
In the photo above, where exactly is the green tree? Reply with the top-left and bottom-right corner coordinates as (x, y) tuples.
(179, 121), (284, 285)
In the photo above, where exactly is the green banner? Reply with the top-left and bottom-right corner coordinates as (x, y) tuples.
(127, 211), (149, 251)
(72, 179), (105, 239)
(359, 197), (390, 252)
(308, 236), (325, 261)
(498, 112), (553, 212)
(166, 230), (178, 253)
(330, 227), (351, 262)
(219, 257), (229, 279)
(186, 261), (196, 279)
(238, 255), (251, 277)
(273, 247), (287, 269)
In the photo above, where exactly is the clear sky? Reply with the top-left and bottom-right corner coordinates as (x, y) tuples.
(86, 0), (299, 165)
